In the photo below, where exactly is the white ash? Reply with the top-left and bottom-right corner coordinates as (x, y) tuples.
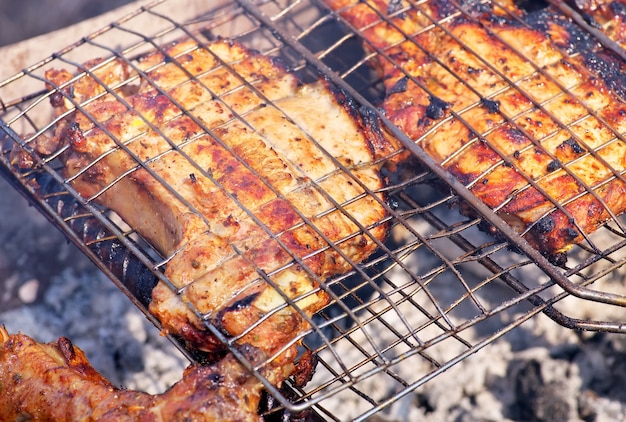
(17, 278), (39, 304)
(314, 322), (626, 422)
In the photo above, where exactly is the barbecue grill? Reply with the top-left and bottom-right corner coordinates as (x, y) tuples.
(2, 0), (626, 420)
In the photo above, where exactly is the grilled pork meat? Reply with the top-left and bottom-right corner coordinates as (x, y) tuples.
(34, 39), (391, 368)
(574, 0), (626, 49)
(325, 0), (626, 263)
(0, 327), (276, 421)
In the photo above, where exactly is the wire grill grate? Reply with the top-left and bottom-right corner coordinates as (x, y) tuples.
(2, 1), (626, 420)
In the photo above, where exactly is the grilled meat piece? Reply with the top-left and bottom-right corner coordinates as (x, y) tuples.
(325, 0), (626, 263)
(0, 327), (275, 421)
(574, 0), (626, 48)
(39, 39), (391, 368)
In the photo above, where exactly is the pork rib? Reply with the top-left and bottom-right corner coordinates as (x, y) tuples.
(0, 327), (276, 421)
(325, 0), (626, 264)
(36, 38), (391, 368)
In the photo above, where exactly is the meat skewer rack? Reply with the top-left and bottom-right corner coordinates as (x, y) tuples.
(2, 0), (626, 420)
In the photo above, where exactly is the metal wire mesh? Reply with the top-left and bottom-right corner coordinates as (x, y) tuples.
(2, 0), (626, 420)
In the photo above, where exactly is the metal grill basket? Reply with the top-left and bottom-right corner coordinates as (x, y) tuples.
(2, 1), (626, 420)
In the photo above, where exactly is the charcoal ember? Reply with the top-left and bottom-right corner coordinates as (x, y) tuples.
(508, 359), (572, 421)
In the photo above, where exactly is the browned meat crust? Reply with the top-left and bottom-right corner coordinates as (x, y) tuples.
(575, 0), (626, 49)
(325, 0), (626, 263)
(25, 38), (391, 377)
(0, 327), (275, 421)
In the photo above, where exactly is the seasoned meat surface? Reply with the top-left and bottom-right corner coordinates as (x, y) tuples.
(325, 0), (626, 263)
(0, 327), (274, 421)
(40, 39), (391, 368)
